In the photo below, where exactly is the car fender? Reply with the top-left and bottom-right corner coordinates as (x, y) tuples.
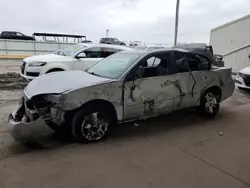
(60, 80), (124, 121)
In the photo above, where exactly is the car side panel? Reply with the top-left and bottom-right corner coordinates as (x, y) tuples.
(60, 81), (124, 121)
(174, 68), (234, 109)
(39, 62), (73, 75)
(123, 75), (176, 120)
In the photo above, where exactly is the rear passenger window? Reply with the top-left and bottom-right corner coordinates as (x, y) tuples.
(196, 55), (211, 70)
(174, 52), (210, 73)
(101, 48), (120, 58)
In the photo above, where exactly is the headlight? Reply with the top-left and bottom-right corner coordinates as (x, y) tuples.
(28, 62), (47, 67)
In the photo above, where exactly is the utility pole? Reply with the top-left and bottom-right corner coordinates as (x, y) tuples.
(106, 29), (109, 37)
(174, 0), (180, 46)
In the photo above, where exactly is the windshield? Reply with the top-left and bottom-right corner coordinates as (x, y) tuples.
(135, 46), (147, 50)
(87, 52), (141, 79)
(58, 45), (86, 56)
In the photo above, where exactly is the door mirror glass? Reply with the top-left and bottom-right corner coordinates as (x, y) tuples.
(76, 52), (86, 59)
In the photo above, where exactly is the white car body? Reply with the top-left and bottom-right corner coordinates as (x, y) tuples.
(9, 49), (234, 142)
(235, 66), (250, 89)
(20, 43), (131, 80)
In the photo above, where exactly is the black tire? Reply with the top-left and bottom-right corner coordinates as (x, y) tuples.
(71, 104), (115, 143)
(200, 90), (220, 117)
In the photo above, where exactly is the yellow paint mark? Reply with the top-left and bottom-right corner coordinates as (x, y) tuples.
(0, 54), (30, 59)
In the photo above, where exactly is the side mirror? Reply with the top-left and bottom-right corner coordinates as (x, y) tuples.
(76, 52), (86, 59)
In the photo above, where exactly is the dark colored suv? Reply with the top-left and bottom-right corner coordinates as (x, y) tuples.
(0, 31), (35, 40)
(100, 37), (125, 45)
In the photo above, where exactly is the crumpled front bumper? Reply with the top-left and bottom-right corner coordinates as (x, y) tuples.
(8, 98), (54, 142)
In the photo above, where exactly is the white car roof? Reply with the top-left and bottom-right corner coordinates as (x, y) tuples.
(76, 43), (132, 50)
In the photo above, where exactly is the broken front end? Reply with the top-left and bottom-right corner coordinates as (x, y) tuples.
(8, 93), (64, 142)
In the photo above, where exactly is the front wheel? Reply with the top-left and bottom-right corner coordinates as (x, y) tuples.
(71, 105), (113, 143)
(200, 91), (220, 117)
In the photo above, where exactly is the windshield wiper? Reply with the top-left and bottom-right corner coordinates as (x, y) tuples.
(86, 70), (101, 77)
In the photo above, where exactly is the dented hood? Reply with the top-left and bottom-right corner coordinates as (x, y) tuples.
(24, 71), (111, 98)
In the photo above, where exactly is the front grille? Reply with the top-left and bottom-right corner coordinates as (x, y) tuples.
(21, 61), (26, 74)
(26, 72), (39, 77)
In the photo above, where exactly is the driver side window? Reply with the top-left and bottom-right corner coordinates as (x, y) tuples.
(83, 47), (101, 58)
(135, 53), (171, 79)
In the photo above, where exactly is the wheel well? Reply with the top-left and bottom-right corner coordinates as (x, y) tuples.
(46, 68), (64, 73)
(205, 86), (222, 100)
(78, 99), (118, 122)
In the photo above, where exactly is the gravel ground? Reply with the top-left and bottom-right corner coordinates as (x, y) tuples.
(0, 72), (28, 90)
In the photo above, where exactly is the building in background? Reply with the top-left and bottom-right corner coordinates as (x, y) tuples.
(210, 14), (250, 73)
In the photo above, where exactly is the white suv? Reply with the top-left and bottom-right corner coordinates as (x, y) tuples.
(20, 43), (131, 80)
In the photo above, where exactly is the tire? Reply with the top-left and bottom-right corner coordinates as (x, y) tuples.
(71, 104), (114, 143)
(200, 91), (220, 117)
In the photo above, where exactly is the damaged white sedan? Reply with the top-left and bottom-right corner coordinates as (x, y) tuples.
(9, 49), (235, 142)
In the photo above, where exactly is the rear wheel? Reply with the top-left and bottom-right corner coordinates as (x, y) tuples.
(71, 104), (114, 143)
(200, 91), (220, 117)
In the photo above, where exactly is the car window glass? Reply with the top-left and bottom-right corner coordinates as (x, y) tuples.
(174, 52), (189, 73)
(16, 33), (23, 36)
(146, 57), (161, 67)
(101, 47), (120, 58)
(84, 47), (101, 58)
(175, 52), (210, 73)
(186, 54), (201, 71)
(87, 52), (141, 79)
(6, 32), (16, 36)
(135, 53), (171, 79)
(196, 55), (211, 70)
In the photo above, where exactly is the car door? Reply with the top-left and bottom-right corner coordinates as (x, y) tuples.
(74, 47), (103, 70)
(123, 51), (177, 120)
(173, 51), (211, 109)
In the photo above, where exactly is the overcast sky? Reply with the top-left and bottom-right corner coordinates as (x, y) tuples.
(0, 0), (249, 45)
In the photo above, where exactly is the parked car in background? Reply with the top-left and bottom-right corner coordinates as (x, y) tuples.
(9, 48), (234, 143)
(20, 43), (131, 80)
(134, 45), (166, 51)
(129, 41), (143, 47)
(81, 40), (94, 43)
(100, 37), (125, 45)
(0, 31), (35, 40)
(235, 66), (250, 90)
